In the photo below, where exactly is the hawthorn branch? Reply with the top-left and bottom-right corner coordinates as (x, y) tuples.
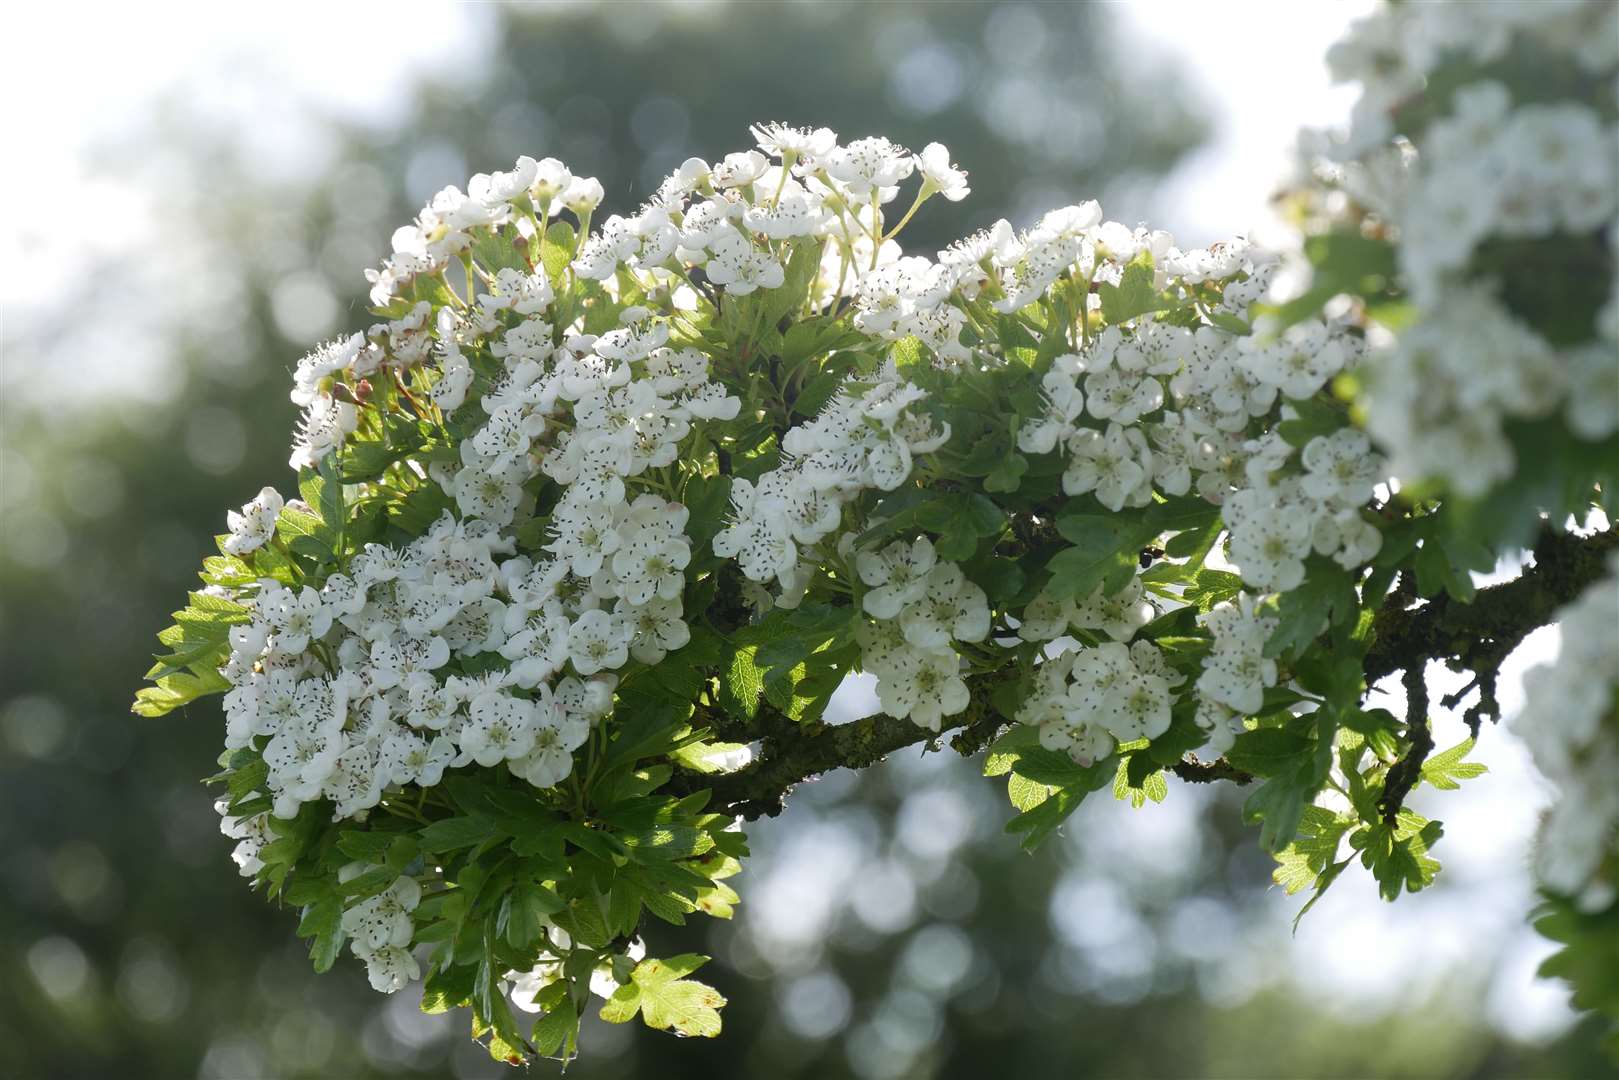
(683, 665), (1256, 819)
(680, 526), (1612, 822)
(1379, 662), (1433, 823)
(1171, 758), (1254, 786)
(687, 671), (1013, 819)
(1363, 526), (1617, 685)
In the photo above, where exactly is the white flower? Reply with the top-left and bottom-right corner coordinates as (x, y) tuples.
(874, 645), (969, 731)
(290, 396), (358, 470)
(683, 382), (742, 421)
(320, 573), (367, 618)
(323, 740), (386, 819)
(368, 635), (451, 690)
(1039, 715), (1114, 767)
(358, 944), (420, 994)
(1016, 591), (1076, 642)
(547, 503), (623, 579)
(705, 230), (785, 296)
(1018, 367), (1086, 454)
(1062, 423), (1153, 511)
(567, 609), (629, 676)
(509, 703), (590, 789)
(857, 537), (938, 619)
(1238, 322), (1347, 400)
(898, 563), (990, 650)
(527, 157), (573, 207)
(1100, 671), (1173, 742)
(452, 464), (524, 524)
(710, 150), (769, 189)
(1300, 428), (1380, 505)
(826, 136), (914, 199)
(622, 598), (692, 665)
(291, 334), (366, 407)
(1063, 644), (1136, 726)
(611, 538), (691, 606)
(382, 726), (456, 787)
(223, 487), (284, 556)
(267, 586), (333, 654)
(342, 875), (422, 952)
(1086, 366), (1165, 426)
(1227, 505), (1312, 592)
(914, 143), (970, 202)
(751, 122), (838, 162)
(561, 175), (605, 216)
(471, 156), (538, 210)
(1196, 597), (1278, 716)
(500, 612), (572, 688)
(1070, 578), (1155, 642)
(460, 691), (539, 767)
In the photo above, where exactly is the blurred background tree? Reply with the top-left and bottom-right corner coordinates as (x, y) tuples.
(0, 2), (1607, 1077)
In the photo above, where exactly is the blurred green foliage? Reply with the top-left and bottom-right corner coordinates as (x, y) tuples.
(0, 2), (1609, 1077)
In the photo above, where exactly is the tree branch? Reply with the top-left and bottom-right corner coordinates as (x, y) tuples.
(680, 526), (1613, 822)
(685, 671), (1014, 819)
(1379, 661), (1433, 822)
(1364, 526), (1616, 685)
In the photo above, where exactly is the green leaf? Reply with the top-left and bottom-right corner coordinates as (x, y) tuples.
(144, 592), (252, 681)
(984, 724), (1040, 778)
(600, 954), (727, 1038)
(421, 962), (476, 1014)
(1004, 755), (1115, 850)
(1262, 231), (1397, 328)
(1275, 396), (1347, 449)
(419, 816), (495, 853)
(1351, 809), (1444, 901)
(296, 890), (344, 974)
(1182, 569), (1244, 612)
(1226, 728), (1312, 778)
(1047, 514), (1154, 599)
(1243, 760), (1317, 854)
(471, 226), (530, 276)
(529, 991), (579, 1060)
(718, 642), (765, 721)
(1264, 560), (1360, 659)
(859, 490), (1006, 560)
(1007, 772), (1052, 812)
(1420, 738), (1488, 790)
(755, 239), (822, 331)
(1271, 804), (1355, 928)
(540, 222), (576, 285)
(748, 604), (859, 706)
(500, 879), (565, 949)
(1098, 252), (1172, 325)
(984, 452), (1028, 493)
(1112, 758), (1168, 808)
(132, 667), (232, 717)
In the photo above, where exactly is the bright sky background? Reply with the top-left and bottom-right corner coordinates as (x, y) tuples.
(0, 0), (1578, 1053)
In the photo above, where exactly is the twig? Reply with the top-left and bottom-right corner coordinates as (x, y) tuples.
(1379, 662), (1434, 823)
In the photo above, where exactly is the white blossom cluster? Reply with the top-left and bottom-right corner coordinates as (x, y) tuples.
(1014, 639), (1186, 766)
(216, 514), (618, 834)
(854, 536), (990, 731)
(713, 369), (949, 594)
(1321, 0), (1619, 495)
(196, 122), (1404, 1005)
(1191, 595), (1281, 757)
(1511, 558), (1619, 909)
(1010, 582), (1276, 765)
(200, 128), (995, 998)
(997, 245), (1375, 758)
(340, 869), (424, 993)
